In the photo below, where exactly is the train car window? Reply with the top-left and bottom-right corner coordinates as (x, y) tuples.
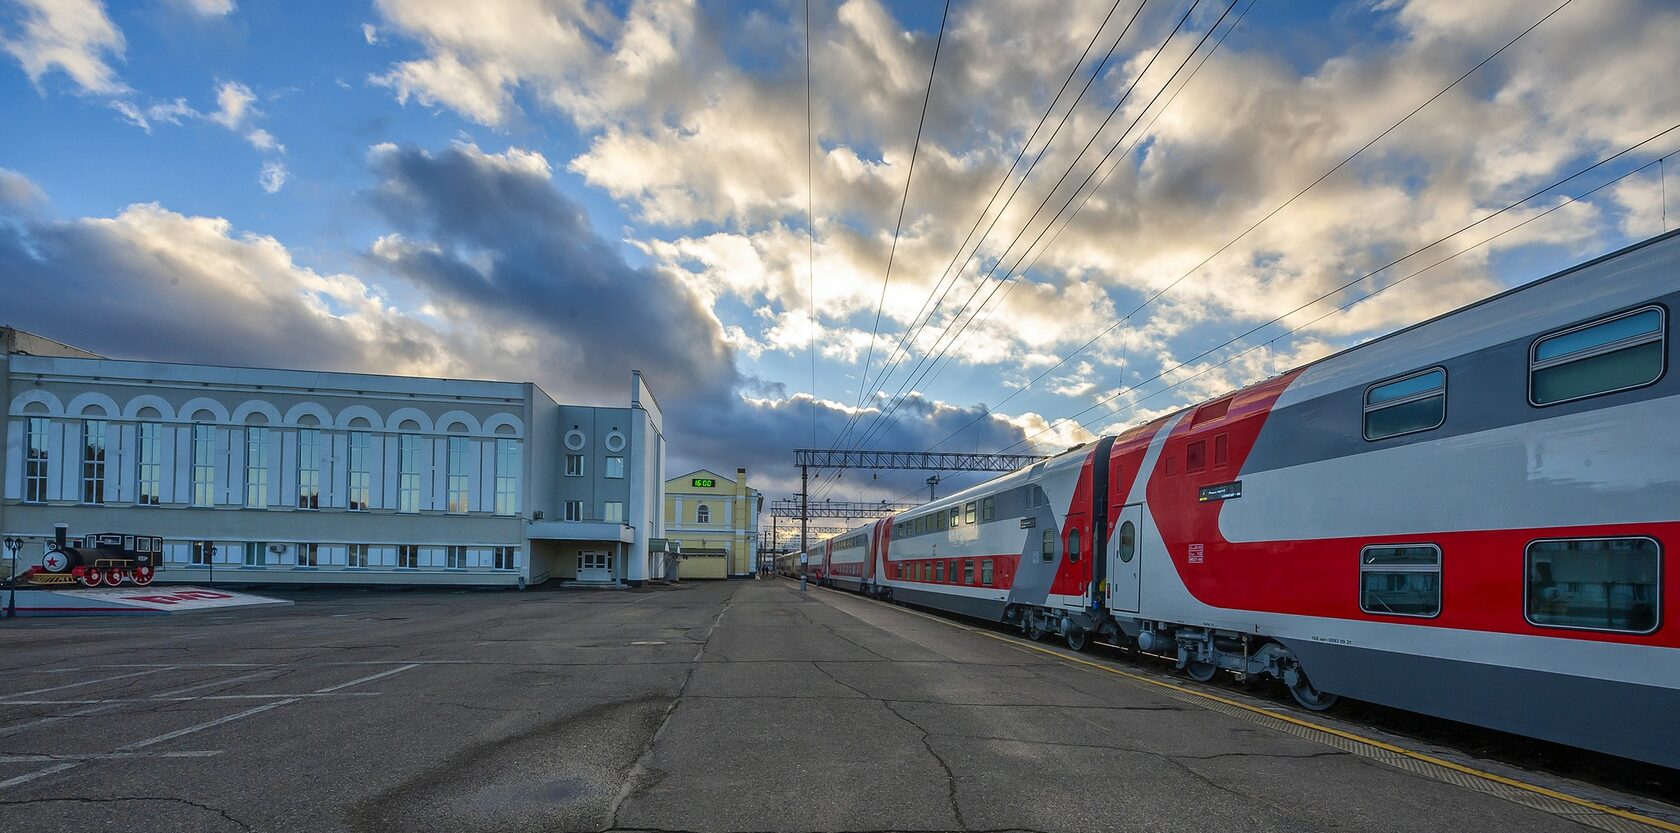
(1213, 434), (1229, 468)
(981, 559), (994, 585)
(1364, 368), (1446, 440)
(1041, 529), (1055, 562)
(1067, 529), (1081, 563)
(1360, 545), (1441, 617)
(964, 502), (977, 524)
(950, 507), (961, 527)
(1530, 306), (1665, 406)
(961, 560), (972, 584)
(937, 512), (947, 531)
(1526, 538), (1660, 633)
(1117, 521), (1136, 563)
(981, 497), (995, 521)
(935, 561), (945, 583)
(1186, 440), (1207, 472)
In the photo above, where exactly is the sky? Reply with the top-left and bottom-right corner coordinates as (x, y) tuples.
(2, 0), (1678, 506)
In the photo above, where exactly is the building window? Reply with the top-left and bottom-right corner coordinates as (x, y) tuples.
(24, 417), (49, 503)
(1526, 538), (1659, 633)
(1041, 529), (1055, 562)
(963, 560), (975, 584)
(493, 546), (517, 570)
(347, 431), (371, 511)
(697, 504), (711, 524)
(296, 543), (319, 567)
(297, 428), (321, 509)
(398, 434), (421, 513)
(243, 541), (266, 566)
(397, 544), (419, 569)
(564, 500), (583, 522)
(245, 426), (269, 509)
(446, 437), (469, 514)
(565, 453), (583, 477)
(605, 456), (625, 479)
(1530, 306), (1665, 406)
(495, 439), (520, 516)
(1360, 544), (1441, 617)
(136, 422), (162, 506)
(981, 497), (995, 522)
(347, 543), (369, 568)
(981, 559), (994, 585)
(446, 545), (467, 569)
(603, 501), (624, 523)
(1365, 367), (1446, 440)
(191, 425), (216, 507)
(964, 501), (977, 525)
(191, 540), (214, 566)
(81, 419), (107, 504)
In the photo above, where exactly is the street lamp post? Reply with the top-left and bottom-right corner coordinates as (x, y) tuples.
(3, 537), (22, 619)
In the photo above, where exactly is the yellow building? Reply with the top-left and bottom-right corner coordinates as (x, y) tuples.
(664, 469), (761, 580)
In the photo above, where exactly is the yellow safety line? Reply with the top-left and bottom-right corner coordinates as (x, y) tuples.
(805, 581), (1680, 833)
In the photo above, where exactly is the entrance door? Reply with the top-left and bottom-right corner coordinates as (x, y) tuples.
(578, 551), (613, 583)
(1106, 504), (1142, 613)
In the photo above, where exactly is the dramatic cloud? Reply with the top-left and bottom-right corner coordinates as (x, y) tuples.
(1, 0), (126, 94)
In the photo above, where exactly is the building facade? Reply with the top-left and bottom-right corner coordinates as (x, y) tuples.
(663, 468), (760, 579)
(0, 329), (666, 587)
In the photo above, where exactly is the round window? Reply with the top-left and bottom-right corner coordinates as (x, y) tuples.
(1117, 520), (1136, 563)
(605, 431), (626, 452)
(564, 430), (586, 451)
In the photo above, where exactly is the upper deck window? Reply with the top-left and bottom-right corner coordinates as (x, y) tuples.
(1530, 307), (1664, 406)
(1364, 368), (1446, 440)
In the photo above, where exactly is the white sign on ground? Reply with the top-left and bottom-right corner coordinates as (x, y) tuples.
(10, 586), (293, 616)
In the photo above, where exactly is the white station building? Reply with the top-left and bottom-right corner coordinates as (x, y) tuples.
(0, 328), (667, 587)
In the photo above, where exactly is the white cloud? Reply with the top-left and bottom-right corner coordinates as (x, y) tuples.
(172, 0), (235, 15)
(0, 0), (126, 94)
(259, 160), (288, 193)
(246, 128), (283, 153)
(210, 80), (256, 129)
(362, 23), (380, 45)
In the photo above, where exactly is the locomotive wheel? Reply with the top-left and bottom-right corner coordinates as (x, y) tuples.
(106, 568), (126, 586)
(133, 566), (155, 586)
(1286, 669), (1340, 712)
(1066, 629), (1091, 652)
(1183, 660), (1218, 683)
(81, 568), (104, 587)
(1025, 621), (1045, 642)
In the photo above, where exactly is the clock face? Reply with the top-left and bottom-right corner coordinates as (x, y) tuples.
(42, 551), (68, 572)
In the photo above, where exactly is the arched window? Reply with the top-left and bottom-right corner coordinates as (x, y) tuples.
(697, 504), (711, 524)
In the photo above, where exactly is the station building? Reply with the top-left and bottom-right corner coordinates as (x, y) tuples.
(663, 469), (761, 579)
(0, 328), (667, 587)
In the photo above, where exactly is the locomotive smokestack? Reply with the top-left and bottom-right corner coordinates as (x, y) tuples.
(54, 523), (67, 548)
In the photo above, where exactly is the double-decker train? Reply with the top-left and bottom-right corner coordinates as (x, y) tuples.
(798, 229), (1680, 770)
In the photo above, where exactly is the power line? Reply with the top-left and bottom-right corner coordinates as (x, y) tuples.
(930, 0), (1576, 453)
(810, 0), (1146, 500)
(856, 0), (952, 413)
(827, 0), (1146, 456)
(848, 0), (1238, 456)
(1002, 121), (1680, 452)
(805, 0), (817, 449)
(1074, 148), (1680, 435)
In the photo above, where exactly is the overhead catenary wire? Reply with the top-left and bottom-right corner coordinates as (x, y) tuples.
(809, 0), (1147, 501)
(1000, 121), (1680, 453)
(847, 0), (1239, 456)
(855, 0), (952, 415)
(1065, 147), (1680, 437)
(823, 0), (1147, 462)
(805, 0), (817, 450)
(924, 0), (1577, 453)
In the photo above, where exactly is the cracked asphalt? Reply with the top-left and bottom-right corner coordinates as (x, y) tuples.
(0, 578), (1654, 832)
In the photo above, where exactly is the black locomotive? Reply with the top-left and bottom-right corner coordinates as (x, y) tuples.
(36, 524), (162, 587)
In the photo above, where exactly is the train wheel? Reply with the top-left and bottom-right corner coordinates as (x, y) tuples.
(106, 568), (126, 586)
(1183, 660), (1218, 683)
(1285, 667), (1339, 712)
(1066, 629), (1091, 652)
(1025, 621), (1045, 642)
(133, 566), (155, 586)
(81, 568), (104, 587)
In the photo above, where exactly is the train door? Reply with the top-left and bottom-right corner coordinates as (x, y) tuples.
(1106, 504), (1142, 613)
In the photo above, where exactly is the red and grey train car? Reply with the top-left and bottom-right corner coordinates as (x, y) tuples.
(805, 229), (1680, 769)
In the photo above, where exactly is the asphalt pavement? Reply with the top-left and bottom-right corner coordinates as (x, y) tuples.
(0, 578), (1673, 832)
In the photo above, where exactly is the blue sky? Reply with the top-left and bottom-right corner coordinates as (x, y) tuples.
(2, 0), (1678, 499)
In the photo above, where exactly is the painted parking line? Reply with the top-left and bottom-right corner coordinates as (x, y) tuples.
(312, 663), (419, 693)
(0, 763), (76, 789)
(118, 699), (300, 751)
(2, 693), (384, 705)
(812, 582), (1680, 833)
(0, 751), (222, 763)
(0, 667), (176, 700)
